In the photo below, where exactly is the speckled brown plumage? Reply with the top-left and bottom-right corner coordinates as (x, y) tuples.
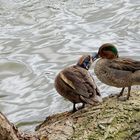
(55, 55), (102, 112)
(93, 43), (140, 100)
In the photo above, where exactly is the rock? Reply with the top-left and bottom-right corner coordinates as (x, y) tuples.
(36, 91), (140, 140)
(0, 90), (140, 140)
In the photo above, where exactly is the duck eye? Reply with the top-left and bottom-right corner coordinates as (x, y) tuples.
(104, 47), (111, 51)
(105, 46), (118, 53)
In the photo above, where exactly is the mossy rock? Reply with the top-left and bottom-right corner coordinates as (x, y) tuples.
(36, 91), (140, 140)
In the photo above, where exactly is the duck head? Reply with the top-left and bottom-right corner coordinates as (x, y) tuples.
(92, 43), (119, 60)
(77, 55), (92, 70)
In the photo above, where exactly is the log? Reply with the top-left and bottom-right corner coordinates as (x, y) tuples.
(0, 112), (20, 140)
(0, 112), (39, 140)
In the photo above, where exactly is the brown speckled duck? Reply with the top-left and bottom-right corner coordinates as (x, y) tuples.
(55, 55), (102, 112)
(92, 43), (140, 100)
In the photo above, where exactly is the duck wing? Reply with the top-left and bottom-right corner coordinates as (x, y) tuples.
(60, 65), (101, 101)
(109, 58), (140, 72)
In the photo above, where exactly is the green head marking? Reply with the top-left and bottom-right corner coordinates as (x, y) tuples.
(110, 46), (118, 55)
(104, 44), (118, 55)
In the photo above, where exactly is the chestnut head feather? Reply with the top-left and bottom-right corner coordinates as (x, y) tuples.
(77, 55), (92, 70)
(98, 43), (119, 59)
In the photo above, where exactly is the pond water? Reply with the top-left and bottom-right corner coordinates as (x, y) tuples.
(0, 0), (139, 131)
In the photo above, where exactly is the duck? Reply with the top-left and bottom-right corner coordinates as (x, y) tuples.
(55, 55), (102, 112)
(92, 43), (140, 100)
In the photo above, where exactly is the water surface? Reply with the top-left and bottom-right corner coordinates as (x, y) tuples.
(0, 0), (140, 131)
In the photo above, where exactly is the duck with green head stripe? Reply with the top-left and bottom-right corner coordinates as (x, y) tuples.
(92, 43), (140, 100)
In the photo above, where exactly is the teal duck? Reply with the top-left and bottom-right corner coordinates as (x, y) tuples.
(92, 43), (140, 100)
(55, 55), (102, 112)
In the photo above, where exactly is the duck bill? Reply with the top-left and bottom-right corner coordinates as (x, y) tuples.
(92, 52), (99, 61)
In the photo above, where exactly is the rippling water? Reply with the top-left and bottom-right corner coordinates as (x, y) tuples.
(0, 0), (140, 131)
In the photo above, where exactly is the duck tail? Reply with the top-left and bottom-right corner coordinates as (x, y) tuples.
(80, 95), (102, 105)
(132, 70), (140, 85)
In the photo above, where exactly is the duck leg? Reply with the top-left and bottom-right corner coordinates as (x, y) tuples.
(117, 87), (125, 98)
(126, 86), (131, 100)
(118, 86), (131, 101)
(72, 103), (77, 112)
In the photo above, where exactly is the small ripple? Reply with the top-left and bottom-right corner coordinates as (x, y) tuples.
(0, 59), (31, 76)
